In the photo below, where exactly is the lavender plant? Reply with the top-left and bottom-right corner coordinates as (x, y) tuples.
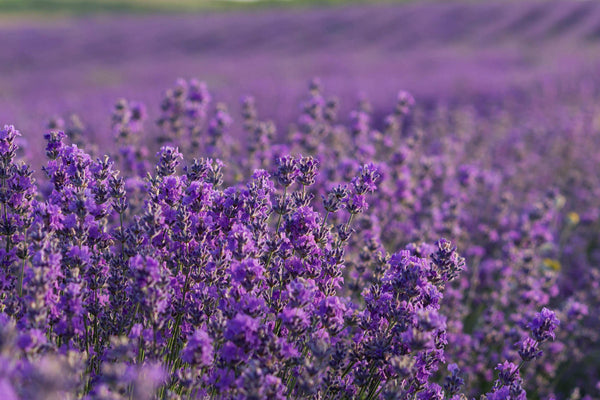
(1, 72), (597, 400)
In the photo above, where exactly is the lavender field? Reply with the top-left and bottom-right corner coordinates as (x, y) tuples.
(1, 1), (600, 399)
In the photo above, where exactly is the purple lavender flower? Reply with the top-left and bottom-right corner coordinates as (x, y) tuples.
(528, 307), (560, 343)
(224, 313), (260, 351)
(443, 363), (465, 395)
(156, 146), (183, 177)
(351, 163), (381, 195)
(296, 155), (319, 187)
(517, 337), (542, 361)
(274, 155), (299, 188)
(181, 328), (213, 367)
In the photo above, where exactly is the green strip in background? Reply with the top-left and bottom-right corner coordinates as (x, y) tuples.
(0, 0), (411, 16)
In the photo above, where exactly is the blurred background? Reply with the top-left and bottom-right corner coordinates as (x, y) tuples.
(1, 0), (600, 146)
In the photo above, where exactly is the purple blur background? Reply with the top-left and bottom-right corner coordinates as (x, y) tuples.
(2, 0), (600, 148)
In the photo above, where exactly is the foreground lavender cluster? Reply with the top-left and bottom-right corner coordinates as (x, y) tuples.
(0, 78), (591, 400)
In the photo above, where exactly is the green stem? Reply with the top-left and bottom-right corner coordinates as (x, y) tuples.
(2, 176), (9, 254)
(153, 324), (158, 356)
(83, 314), (90, 356)
(17, 235), (27, 297)
(138, 337), (146, 364)
(125, 303), (140, 336)
(119, 211), (127, 260)
(356, 364), (377, 399)
(345, 213), (355, 232)
(365, 374), (382, 400)
(319, 210), (330, 234)
(275, 186), (288, 236)
(286, 344), (309, 397)
(164, 257), (194, 372)
(265, 186), (289, 310)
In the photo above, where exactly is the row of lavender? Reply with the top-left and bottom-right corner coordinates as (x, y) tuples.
(4, 1), (600, 138)
(0, 78), (594, 399)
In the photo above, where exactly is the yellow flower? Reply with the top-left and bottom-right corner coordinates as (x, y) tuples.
(543, 258), (561, 271)
(567, 212), (580, 226)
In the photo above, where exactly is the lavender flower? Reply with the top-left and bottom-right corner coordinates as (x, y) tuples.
(528, 307), (560, 343)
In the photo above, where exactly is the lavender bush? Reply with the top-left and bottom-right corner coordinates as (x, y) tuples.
(2, 70), (597, 399)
